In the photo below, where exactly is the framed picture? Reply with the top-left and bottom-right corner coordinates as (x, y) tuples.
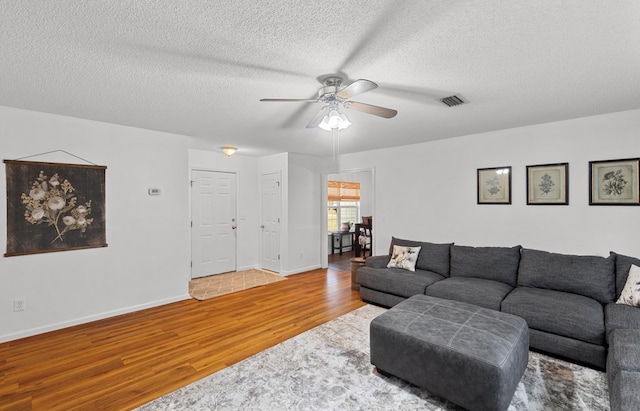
(589, 157), (640, 205)
(526, 163), (569, 205)
(477, 166), (512, 204)
(4, 160), (108, 256)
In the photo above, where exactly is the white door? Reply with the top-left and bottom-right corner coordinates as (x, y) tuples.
(191, 170), (237, 278)
(261, 172), (281, 272)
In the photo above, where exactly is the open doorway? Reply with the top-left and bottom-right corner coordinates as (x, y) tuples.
(324, 168), (374, 269)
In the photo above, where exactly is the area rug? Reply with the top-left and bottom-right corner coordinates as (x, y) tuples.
(189, 269), (286, 301)
(136, 305), (609, 410)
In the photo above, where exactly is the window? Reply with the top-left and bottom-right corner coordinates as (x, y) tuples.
(328, 181), (360, 232)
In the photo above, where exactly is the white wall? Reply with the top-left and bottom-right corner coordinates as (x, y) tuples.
(340, 109), (640, 258)
(0, 106), (191, 342)
(357, 170), (374, 218)
(257, 153), (328, 275)
(287, 153), (324, 274)
(189, 149), (260, 271)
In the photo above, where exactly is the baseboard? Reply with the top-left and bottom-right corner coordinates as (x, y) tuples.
(280, 264), (322, 276)
(237, 264), (260, 271)
(0, 293), (191, 343)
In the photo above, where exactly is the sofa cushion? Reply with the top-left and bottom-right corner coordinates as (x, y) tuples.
(389, 237), (451, 276)
(449, 244), (521, 286)
(502, 287), (605, 346)
(517, 248), (615, 304)
(605, 303), (640, 344)
(611, 252), (640, 300)
(359, 287), (406, 308)
(364, 255), (392, 269)
(356, 266), (444, 298)
(617, 264), (640, 307)
(424, 277), (513, 311)
(528, 328), (606, 369)
(387, 245), (421, 272)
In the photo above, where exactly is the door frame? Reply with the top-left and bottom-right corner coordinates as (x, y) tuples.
(190, 167), (239, 278)
(321, 167), (375, 268)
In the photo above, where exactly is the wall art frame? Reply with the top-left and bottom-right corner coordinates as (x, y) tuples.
(477, 166), (512, 204)
(4, 160), (108, 256)
(526, 162), (569, 205)
(589, 157), (640, 206)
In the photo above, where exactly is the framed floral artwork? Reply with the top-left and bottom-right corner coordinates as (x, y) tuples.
(4, 160), (108, 256)
(526, 163), (569, 205)
(477, 166), (511, 204)
(589, 158), (640, 205)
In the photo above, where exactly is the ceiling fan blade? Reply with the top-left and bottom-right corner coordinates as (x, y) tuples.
(344, 101), (398, 119)
(306, 106), (329, 128)
(260, 98), (319, 103)
(336, 79), (378, 99)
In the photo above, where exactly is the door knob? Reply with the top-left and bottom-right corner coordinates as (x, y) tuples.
(232, 225), (237, 230)
(260, 224), (265, 229)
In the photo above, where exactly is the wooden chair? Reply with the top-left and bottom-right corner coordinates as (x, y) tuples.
(358, 217), (373, 257)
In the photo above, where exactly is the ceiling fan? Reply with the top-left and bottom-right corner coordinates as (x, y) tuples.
(260, 76), (398, 130)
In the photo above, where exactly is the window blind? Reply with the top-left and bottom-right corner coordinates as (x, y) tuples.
(328, 181), (360, 201)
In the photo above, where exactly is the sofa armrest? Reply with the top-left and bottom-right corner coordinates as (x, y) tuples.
(365, 255), (390, 269)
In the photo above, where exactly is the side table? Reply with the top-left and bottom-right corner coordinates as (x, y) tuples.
(350, 257), (366, 290)
(331, 231), (353, 255)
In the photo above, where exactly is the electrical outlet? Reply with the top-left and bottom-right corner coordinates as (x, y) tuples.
(14, 298), (26, 312)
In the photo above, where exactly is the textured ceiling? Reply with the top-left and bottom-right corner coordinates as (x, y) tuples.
(1, 1), (639, 157)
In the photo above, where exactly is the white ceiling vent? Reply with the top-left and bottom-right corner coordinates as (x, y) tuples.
(439, 95), (466, 107)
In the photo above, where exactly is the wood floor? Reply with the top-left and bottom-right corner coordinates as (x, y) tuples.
(0, 263), (364, 410)
(327, 249), (357, 272)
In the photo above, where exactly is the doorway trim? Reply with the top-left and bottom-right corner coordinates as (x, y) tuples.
(190, 167), (239, 278)
(321, 167), (375, 268)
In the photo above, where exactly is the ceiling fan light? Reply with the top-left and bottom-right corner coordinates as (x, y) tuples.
(318, 109), (351, 131)
(327, 110), (342, 128)
(318, 114), (332, 131)
(261, 76), (396, 132)
(337, 113), (351, 130)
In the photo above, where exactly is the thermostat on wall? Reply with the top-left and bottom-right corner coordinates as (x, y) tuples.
(148, 187), (161, 196)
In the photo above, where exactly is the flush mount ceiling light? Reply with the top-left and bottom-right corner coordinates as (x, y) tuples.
(221, 146), (237, 156)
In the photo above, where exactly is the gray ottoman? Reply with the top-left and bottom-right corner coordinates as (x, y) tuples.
(370, 295), (529, 411)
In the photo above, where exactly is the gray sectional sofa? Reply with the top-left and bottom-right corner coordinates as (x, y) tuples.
(357, 237), (640, 410)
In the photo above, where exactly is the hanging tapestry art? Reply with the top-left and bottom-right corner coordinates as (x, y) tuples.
(4, 160), (107, 256)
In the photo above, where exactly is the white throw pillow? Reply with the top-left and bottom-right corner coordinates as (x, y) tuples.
(387, 245), (421, 272)
(617, 264), (640, 307)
